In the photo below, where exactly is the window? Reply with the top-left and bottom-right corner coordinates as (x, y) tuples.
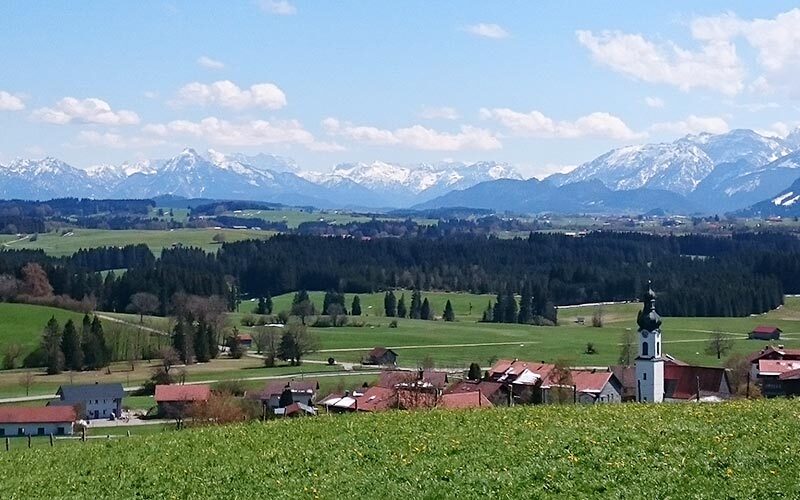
(0, 428), (4, 437)
(17, 428), (24, 436)
(643, 373), (647, 380)
(642, 342), (649, 356)
(57, 427), (65, 436)
(37, 427), (45, 436)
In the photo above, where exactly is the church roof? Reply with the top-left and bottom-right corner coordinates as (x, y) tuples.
(637, 285), (662, 331)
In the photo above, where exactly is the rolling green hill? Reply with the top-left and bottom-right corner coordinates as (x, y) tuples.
(2, 400), (796, 498)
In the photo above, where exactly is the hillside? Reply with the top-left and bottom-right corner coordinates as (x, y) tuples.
(2, 400), (797, 498)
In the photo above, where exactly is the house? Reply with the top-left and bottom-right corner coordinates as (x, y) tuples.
(317, 386), (397, 413)
(444, 380), (507, 406)
(363, 347), (398, 366)
(747, 346), (800, 382)
(778, 368), (800, 397)
(0, 406), (76, 437)
(235, 333), (253, 349)
(377, 370), (448, 390)
(274, 402), (317, 417)
(248, 380), (318, 411)
(749, 326), (782, 340)
(754, 359), (800, 397)
(663, 359), (731, 402)
(155, 384), (211, 417)
(567, 370), (623, 404)
(50, 383), (125, 419)
(610, 366), (637, 401)
(487, 359), (557, 404)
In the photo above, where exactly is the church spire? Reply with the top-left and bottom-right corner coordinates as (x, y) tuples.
(637, 281), (662, 331)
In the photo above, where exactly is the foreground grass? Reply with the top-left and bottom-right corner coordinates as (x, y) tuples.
(2, 400), (798, 498)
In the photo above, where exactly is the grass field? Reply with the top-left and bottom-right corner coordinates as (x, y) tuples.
(0, 228), (273, 256)
(2, 399), (798, 497)
(0, 303), (89, 354)
(223, 208), (438, 229)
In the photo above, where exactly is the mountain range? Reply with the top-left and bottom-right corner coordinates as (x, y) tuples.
(3, 127), (800, 215)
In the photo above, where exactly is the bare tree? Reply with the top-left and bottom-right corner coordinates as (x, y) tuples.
(618, 329), (636, 366)
(20, 262), (53, 297)
(2, 343), (22, 370)
(19, 371), (35, 396)
(705, 330), (734, 360)
(159, 346), (181, 376)
(591, 306), (604, 328)
(128, 292), (160, 323)
(550, 360), (575, 404)
(0, 274), (19, 302)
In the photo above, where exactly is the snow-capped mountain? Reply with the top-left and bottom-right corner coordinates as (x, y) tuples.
(553, 142), (715, 195)
(555, 129), (795, 204)
(0, 157), (101, 199)
(738, 167), (800, 217)
(302, 160), (522, 204)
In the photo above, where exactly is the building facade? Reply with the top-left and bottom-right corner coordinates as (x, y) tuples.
(635, 287), (664, 403)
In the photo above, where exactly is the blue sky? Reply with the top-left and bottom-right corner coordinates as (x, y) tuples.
(1, 1), (800, 176)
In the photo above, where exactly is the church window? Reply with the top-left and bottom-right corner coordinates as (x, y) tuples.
(643, 373), (647, 380)
(642, 342), (649, 356)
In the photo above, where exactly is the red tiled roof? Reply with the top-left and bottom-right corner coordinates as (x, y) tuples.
(758, 359), (800, 376)
(155, 384), (211, 403)
(439, 392), (493, 409)
(488, 359), (555, 386)
(752, 326), (782, 334)
(236, 333), (253, 341)
(569, 370), (614, 394)
(356, 386), (396, 412)
(664, 364), (729, 400)
(0, 406), (76, 424)
(444, 380), (504, 399)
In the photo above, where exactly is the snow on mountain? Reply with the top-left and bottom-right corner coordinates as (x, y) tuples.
(209, 150), (298, 173)
(556, 142), (715, 195)
(0, 157), (101, 199)
(679, 129), (790, 167)
(737, 167), (800, 217)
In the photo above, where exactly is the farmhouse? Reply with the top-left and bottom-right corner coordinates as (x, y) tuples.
(155, 384), (211, 417)
(248, 380), (318, 411)
(318, 386), (396, 413)
(363, 347), (398, 366)
(0, 406), (75, 437)
(749, 326), (782, 340)
(753, 359), (800, 397)
(50, 383), (124, 419)
(567, 369), (624, 404)
(487, 359), (557, 404)
(663, 358), (731, 402)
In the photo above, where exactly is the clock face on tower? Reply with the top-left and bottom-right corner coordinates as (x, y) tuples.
(641, 330), (649, 338)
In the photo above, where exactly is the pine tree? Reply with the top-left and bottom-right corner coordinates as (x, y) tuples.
(264, 292), (273, 314)
(351, 295), (362, 316)
(492, 292), (504, 323)
(384, 291), (397, 317)
(410, 290), (422, 319)
(194, 321), (211, 362)
(397, 294), (407, 318)
(518, 283), (533, 324)
(467, 362), (482, 380)
(172, 319), (193, 364)
(503, 286), (518, 323)
(481, 301), (493, 322)
(443, 300), (455, 322)
(61, 319), (83, 371)
(42, 316), (64, 375)
(256, 296), (268, 315)
(421, 298), (432, 320)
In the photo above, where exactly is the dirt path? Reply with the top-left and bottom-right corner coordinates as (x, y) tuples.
(315, 341), (538, 353)
(1, 234), (30, 247)
(95, 314), (168, 336)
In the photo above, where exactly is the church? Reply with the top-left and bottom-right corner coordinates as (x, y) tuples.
(615, 284), (732, 403)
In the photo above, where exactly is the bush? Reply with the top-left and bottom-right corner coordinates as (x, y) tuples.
(585, 342), (598, 355)
(312, 316), (334, 328)
(531, 316), (556, 327)
(327, 357), (336, 365)
(389, 320), (398, 328)
(213, 380), (247, 397)
(241, 314), (257, 327)
(276, 311), (290, 324)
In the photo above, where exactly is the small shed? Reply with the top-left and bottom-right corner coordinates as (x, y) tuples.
(749, 326), (782, 340)
(363, 347), (398, 366)
(155, 384), (211, 417)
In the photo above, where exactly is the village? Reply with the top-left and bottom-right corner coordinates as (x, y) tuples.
(1, 292), (796, 442)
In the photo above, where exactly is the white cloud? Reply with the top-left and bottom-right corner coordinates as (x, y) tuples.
(691, 9), (800, 94)
(0, 91), (25, 111)
(173, 80), (287, 110)
(143, 91), (159, 99)
(480, 107), (643, 140)
(143, 116), (336, 150)
(259, 0), (296, 15)
(576, 30), (745, 95)
(465, 23), (509, 39)
(33, 97), (140, 125)
(419, 106), (460, 120)
(644, 97), (665, 108)
(755, 121), (799, 138)
(197, 56), (225, 70)
(528, 164), (577, 180)
(649, 115), (730, 135)
(323, 118), (501, 151)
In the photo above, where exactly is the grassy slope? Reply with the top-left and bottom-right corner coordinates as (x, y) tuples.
(0, 303), (88, 353)
(2, 400), (798, 498)
(0, 228), (272, 256)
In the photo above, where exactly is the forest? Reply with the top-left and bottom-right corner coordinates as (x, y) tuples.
(0, 231), (795, 318)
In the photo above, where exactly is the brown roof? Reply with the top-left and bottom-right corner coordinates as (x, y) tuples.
(155, 384), (211, 403)
(488, 359), (555, 386)
(377, 370), (448, 389)
(747, 346), (800, 363)
(367, 347), (395, 358)
(444, 380), (504, 399)
(356, 386), (396, 412)
(439, 392), (493, 409)
(752, 326), (782, 334)
(779, 368), (800, 381)
(610, 366), (636, 398)
(569, 370), (616, 394)
(664, 363), (730, 400)
(0, 406), (76, 424)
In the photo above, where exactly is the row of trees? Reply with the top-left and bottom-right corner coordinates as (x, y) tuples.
(384, 290), (436, 320)
(482, 284), (558, 325)
(17, 315), (111, 373)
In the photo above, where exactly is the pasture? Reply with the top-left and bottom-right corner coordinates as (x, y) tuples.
(1, 399), (798, 498)
(0, 228), (273, 256)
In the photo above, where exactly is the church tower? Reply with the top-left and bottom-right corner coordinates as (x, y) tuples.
(635, 284), (664, 402)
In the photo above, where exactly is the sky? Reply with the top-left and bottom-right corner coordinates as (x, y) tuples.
(1, 1), (800, 177)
